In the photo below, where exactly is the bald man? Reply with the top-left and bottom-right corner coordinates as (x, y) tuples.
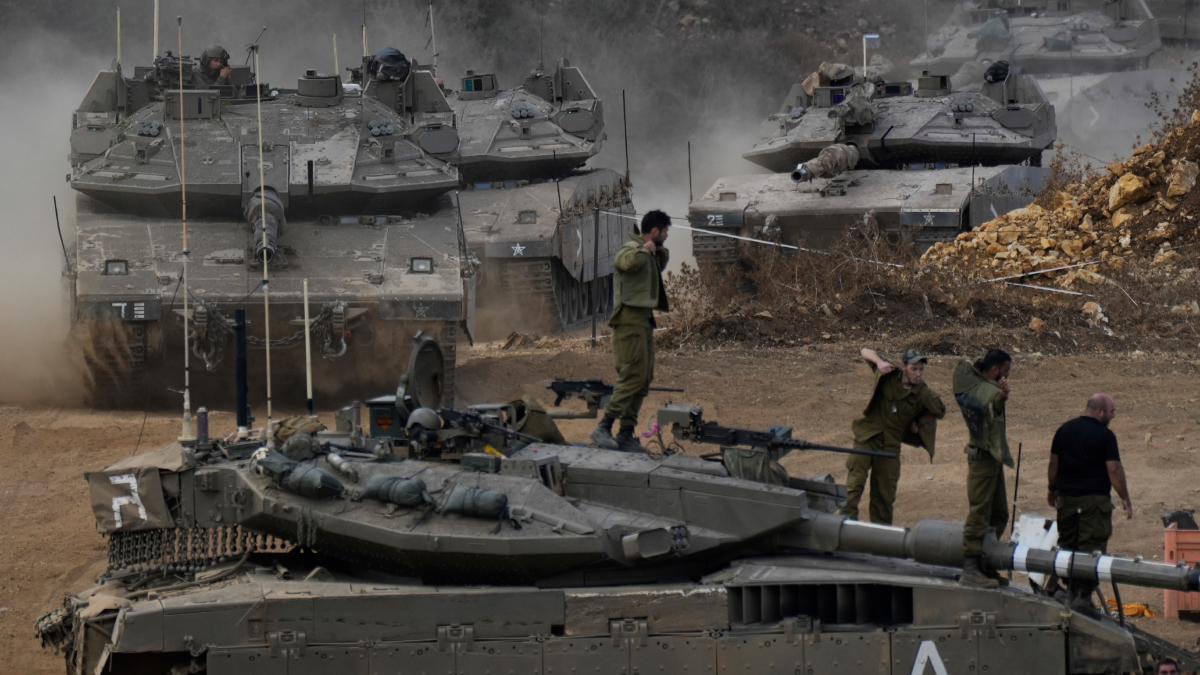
(1047, 393), (1132, 609)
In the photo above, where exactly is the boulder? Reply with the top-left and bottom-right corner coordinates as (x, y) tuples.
(1108, 173), (1152, 211)
(1166, 159), (1198, 198)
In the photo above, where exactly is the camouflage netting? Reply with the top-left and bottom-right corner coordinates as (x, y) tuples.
(920, 111), (1200, 309)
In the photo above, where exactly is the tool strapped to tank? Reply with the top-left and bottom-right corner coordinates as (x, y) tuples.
(437, 407), (544, 445)
(657, 403), (892, 459)
(546, 378), (684, 419)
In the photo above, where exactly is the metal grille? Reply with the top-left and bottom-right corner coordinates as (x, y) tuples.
(728, 583), (914, 627)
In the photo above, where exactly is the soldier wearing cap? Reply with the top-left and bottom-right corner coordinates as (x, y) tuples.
(837, 346), (946, 525)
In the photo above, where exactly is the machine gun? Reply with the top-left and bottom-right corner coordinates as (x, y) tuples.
(546, 379), (684, 419)
(656, 403), (891, 459)
(437, 408), (543, 446)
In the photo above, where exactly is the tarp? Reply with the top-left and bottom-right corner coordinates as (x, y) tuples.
(87, 465), (174, 534)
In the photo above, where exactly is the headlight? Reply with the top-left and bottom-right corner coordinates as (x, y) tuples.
(410, 257), (433, 273)
(104, 260), (129, 275)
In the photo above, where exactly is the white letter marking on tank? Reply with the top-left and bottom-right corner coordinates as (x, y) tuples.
(911, 640), (949, 675)
(110, 474), (148, 528)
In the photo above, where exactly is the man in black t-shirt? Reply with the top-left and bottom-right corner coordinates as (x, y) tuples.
(1047, 393), (1132, 608)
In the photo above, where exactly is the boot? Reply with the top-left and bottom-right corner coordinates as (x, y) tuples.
(981, 561), (1010, 587)
(960, 556), (1000, 588)
(588, 415), (619, 450)
(614, 426), (643, 453)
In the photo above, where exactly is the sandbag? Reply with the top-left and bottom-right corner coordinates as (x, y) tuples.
(257, 452), (345, 500)
(274, 416), (326, 446)
(511, 395), (565, 444)
(279, 432), (320, 461)
(362, 475), (432, 507)
(722, 447), (788, 486)
(441, 484), (508, 519)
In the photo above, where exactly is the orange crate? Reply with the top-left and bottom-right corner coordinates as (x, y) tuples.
(1164, 524), (1200, 619)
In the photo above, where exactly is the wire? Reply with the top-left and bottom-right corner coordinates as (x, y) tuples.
(132, 275), (185, 457)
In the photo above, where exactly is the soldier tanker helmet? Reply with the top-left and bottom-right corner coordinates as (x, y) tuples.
(368, 47), (411, 82)
(199, 44), (230, 73)
(406, 407), (441, 431)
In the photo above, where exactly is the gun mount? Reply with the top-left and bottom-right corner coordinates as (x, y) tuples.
(546, 378), (684, 419)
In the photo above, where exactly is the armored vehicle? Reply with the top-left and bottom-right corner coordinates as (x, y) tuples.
(743, 65), (1056, 173)
(1039, 69), (1182, 161)
(911, 0), (1161, 76)
(448, 58), (605, 183)
(1146, 0), (1200, 41)
(35, 355), (1200, 675)
(69, 48), (473, 405)
(690, 154), (1049, 262)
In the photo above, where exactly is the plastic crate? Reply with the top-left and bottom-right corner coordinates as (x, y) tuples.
(1164, 524), (1200, 619)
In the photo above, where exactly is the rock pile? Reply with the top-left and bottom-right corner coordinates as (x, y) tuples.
(920, 111), (1200, 290)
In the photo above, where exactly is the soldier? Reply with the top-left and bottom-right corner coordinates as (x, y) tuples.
(953, 348), (1013, 588)
(589, 210), (671, 453)
(837, 347), (945, 525)
(195, 44), (232, 87)
(1156, 658), (1180, 675)
(1047, 393), (1132, 610)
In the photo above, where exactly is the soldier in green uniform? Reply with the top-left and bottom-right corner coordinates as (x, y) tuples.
(589, 210), (670, 453)
(838, 347), (945, 525)
(953, 349), (1013, 587)
(1047, 393), (1132, 610)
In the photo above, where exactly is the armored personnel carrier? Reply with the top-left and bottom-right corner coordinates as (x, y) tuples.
(35, 351), (1200, 674)
(743, 65), (1056, 173)
(911, 0), (1161, 76)
(68, 47), (473, 405)
(692, 146), (1048, 262)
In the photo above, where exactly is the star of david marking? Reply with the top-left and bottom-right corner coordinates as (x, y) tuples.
(923, 213), (935, 226)
(413, 303), (429, 319)
(512, 243), (526, 256)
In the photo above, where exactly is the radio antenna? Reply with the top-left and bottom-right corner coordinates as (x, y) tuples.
(244, 26), (267, 65)
(622, 89), (630, 182)
(333, 33), (339, 77)
(116, 7), (122, 66)
(303, 279), (314, 417)
(252, 43), (275, 445)
(152, 0), (159, 60)
(362, 0), (369, 56)
(427, 1), (438, 72)
(176, 16), (194, 442)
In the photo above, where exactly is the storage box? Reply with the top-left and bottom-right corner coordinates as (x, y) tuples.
(1164, 524), (1200, 619)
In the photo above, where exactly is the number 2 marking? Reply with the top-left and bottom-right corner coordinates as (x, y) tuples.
(109, 474), (148, 528)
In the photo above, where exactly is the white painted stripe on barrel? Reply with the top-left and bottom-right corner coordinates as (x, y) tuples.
(1097, 556), (1115, 583)
(1055, 550), (1073, 576)
(1013, 545), (1030, 573)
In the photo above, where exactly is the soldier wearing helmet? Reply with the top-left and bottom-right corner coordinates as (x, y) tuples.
(196, 44), (232, 87)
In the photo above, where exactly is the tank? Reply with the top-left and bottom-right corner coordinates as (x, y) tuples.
(35, 361), (1200, 675)
(1145, 0), (1200, 41)
(689, 156), (1050, 262)
(743, 65), (1056, 173)
(443, 58), (627, 337)
(911, 0), (1161, 76)
(68, 50), (473, 405)
(448, 58), (605, 182)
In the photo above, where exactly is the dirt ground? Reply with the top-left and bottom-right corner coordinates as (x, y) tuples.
(4, 343), (1200, 673)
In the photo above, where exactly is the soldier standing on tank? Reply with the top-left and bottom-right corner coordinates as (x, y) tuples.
(589, 210), (670, 453)
(954, 349), (1014, 587)
(195, 44), (232, 87)
(837, 347), (945, 525)
(1047, 393), (1132, 611)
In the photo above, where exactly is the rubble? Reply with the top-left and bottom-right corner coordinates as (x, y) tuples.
(921, 111), (1200, 291)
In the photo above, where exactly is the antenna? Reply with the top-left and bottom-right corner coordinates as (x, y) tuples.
(687, 141), (693, 203)
(53, 196), (69, 267)
(553, 150), (563, 212)
(176, 16), (194, 443)
(152, 0), (159, 60)
(252, 43), (275, 445)
(428, 1), (438, 72)
(333, 33), (339, 77)
(622, 89), (630, 182)
(362, 0), (369, 56)
(116, 7), (121, 66)
(303, 279), (314, 417)
(538, 5), (545, 71)
(243, 26), (267, 65)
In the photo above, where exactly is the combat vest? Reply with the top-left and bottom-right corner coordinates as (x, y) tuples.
(851, 366), (945, 460)
(952, 357), (1013, 467)
(611, 232), (669, 315)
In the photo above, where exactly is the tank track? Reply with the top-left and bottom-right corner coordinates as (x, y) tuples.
(552, 260), (613, 333)
(80, 320), (149, 409)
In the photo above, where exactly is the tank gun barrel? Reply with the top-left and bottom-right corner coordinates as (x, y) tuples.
(245, 188), (285, 265)
(784, 513), (1200, 593)
(791, 143), (860, 182)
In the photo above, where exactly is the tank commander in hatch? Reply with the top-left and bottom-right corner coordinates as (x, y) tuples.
(194, 44), (232, 87)
(589, 210), (671, 454)
(837, 347), (945, 526)
(953, 348), (1014, 588)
